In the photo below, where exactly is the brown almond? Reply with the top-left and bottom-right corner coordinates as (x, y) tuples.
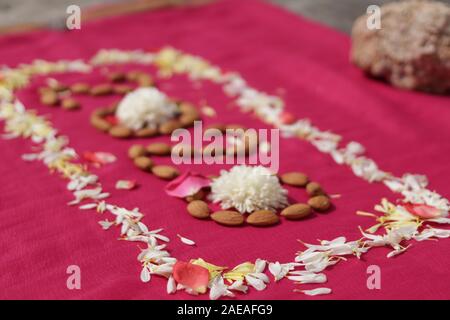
(61, 98), (80, 110)
(114, 84), (133, 95)
(281, 203), (312, 220)
(187, 200), (210, 219)
(40, 92), (59, 106)
(247, 210), (279, 226)
(211, 211), (244, 226)
(225, 124), (246, 131)
(49, 82), (68, 92)
(109, 125), (132, 138)
(179, 103), (198, 115)
(186, 189), (206, 202)
(179, 113), (199, 128)
(92, 107), (112, 117)
(306, 182), (325, 197)
(205, 123), (226, 132)
(280, 172), (309, 187)
(203, 145), (224, 157)
(136, 74), (154, 87)
(126, 70), (144, 82)
(134, 156), (153, 171)
(91, 84), (113, 96)
(152, 165), (180, 180)
(146, 143), (172, 156)
(172, 144), (198, 158)
(90, 114), (112, 132)
(128, 145), (147, 159)
(308, 195), (331, 212)
(159, 119), (182, 135)
(135, 127), (158, 138)
(38, 87), (53, 95)
(108, 71), (126, 83)
(70, 83), (90, 94)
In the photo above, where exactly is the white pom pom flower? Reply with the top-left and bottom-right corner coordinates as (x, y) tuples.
(116, 87), (178, 130)
(210, 165), (288, 214)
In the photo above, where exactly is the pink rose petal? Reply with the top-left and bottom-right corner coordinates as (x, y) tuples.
(173, 261), (209, 294)
(105, 115), (119, 125)
(165, 172), (210, 198)
(83, 151), (117, 166)
(404, 203), (442, 219)
(279, 111), (296, 125)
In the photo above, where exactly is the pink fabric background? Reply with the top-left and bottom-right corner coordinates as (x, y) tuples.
(0, 0), (449, 300)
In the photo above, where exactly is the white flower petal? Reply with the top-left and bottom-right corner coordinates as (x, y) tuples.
(177, 234), (196, 246)
(299, 287), (332, 296)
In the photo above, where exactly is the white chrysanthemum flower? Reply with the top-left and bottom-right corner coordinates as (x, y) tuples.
(210, 165), (288, 214)
(116, 87), (178, 130)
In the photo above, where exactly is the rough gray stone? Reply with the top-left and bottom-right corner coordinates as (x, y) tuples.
(351, 0), (450, 93)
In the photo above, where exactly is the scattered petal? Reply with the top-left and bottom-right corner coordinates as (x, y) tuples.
(296, 287), (332, 296)
(83, 151), (116, 166)
(173, 261), (209, 294)
(177, 234), (196, 246)
(165, 171), (211, 198)
(115, 180), (137, 190)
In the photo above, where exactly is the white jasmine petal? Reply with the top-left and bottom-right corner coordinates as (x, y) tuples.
(245, 274), (267, 291)
(177, 234), (196, 246)
(299, 287), (332, 296)
(167, 276), (176, 294)
(140, 267), (151, 283)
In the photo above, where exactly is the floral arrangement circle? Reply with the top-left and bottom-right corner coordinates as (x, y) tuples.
(162, 165), (334, 227)
(91, 87), (200, 139)
(0, 47), (449, 300)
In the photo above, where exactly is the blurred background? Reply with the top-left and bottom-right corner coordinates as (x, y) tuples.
(1, 0), (441, 34)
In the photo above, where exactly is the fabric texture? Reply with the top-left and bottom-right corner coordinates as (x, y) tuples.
(0, 0), (449, 300)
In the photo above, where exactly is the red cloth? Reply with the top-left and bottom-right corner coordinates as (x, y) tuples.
(1, 0), (449, 300)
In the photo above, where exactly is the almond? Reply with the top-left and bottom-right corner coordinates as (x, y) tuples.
(152, 165), (180, 180)
(146, 143), (172, 156)
(70, 83), (90, 94)
(109, 125), (132, 138)
(159, 119), (182, 135)
(114, 84), (133, 95)
(38, 87), (53, 95)
(61, 98), (80, 110)
(281, 203), (312, 220)
(128, 145), (147, 159)
(135, 127), (158, 138)
(247, 210), (279, 226)
(179, 113), (199, 128)
(90, 114), (112, 132)
(280, 172), (309, 187)
(134, 156), (153, 171)
(172, 144), (196, 158)
(308, 195), (331, 212)
(136, 74), (154, 87)
(108, 71), (126, 83)
(211, 211), (244, 226)
(49, 82), (68, 92)
(92, 107), (112, 117)
(126, 70), (141, 81)
(90, 84), (113, 96)
(225, 124), (246, 131)
(306, 182), (325, 197)
(186, 189), (206, 202)
(40, 91), (59, 106)
(205, 123), (226, 132)
(179, 102), (198, 115)
(203, 145), (224, 157)
(187, 200), (210, 219)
